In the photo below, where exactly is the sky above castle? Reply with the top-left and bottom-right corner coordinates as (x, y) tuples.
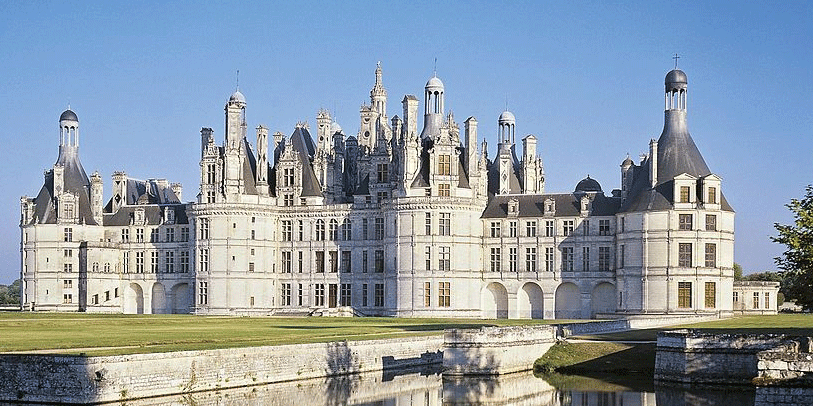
(1, 1), (810, 283)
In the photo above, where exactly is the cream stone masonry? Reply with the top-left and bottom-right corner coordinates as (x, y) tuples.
(20, 63), (763, 318)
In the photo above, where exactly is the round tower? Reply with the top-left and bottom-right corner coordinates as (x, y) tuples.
(59, 109), (79, 148)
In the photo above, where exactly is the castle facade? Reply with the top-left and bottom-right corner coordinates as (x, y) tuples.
(19, 64), (737, 318)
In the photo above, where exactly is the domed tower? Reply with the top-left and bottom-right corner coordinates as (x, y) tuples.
(420, 74), (445, 138)
(59, 109), (79, 154)
(498, 110), (515, 146)
(495, 111), (520, 195)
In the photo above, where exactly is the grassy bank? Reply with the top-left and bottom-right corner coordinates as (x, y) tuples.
(534, 341), (655, 375)
(0, 313), (556, 356)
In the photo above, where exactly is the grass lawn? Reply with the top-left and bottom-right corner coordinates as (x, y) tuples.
(572, 314), (813, 341)
(0, 313), (559, 356)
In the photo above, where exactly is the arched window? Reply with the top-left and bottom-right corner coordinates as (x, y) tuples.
(329, 219), (339, 241)
(316, 219), (325, 241)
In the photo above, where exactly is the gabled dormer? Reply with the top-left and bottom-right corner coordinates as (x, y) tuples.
(701, 174), (722, 210)
(673, 173), (698, 208)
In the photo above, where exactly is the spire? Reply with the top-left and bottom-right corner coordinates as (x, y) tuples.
(370, 62), (387, 117)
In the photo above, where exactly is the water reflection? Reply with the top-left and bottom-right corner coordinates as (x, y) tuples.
(2, 368), (812, 405)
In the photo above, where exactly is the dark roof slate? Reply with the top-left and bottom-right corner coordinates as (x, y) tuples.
(481, 192), (620, 219)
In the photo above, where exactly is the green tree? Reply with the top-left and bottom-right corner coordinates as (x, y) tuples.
(0, 279), (21, 305)
(772, 185), (813, 311)
(733, 263), (744, 281)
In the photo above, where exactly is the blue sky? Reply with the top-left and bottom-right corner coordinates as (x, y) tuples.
(1, 1), (810, 283)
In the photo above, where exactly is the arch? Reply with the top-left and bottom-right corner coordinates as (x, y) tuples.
(171, 283), (190, 314)
(124, 283), (144, 314)
(151, 283), (166, 314)
(555, 282), (581, 319)
(481, 282), (508, 319)
(591, 282), (617, 317)
(517, 282), (544, 319)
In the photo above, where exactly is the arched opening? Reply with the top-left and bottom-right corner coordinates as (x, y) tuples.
(555, 282), (581, 319)
(151, 283), (166, 314)
(591, 282), (617, 317)
(171, 283), (190, 314)
(481, 282), (508, 319)
(124, 283), (144, 314)
(517, 282), (544, 319)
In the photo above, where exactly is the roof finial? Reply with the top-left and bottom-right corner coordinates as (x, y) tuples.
(673, 53), (680, 69)
(433, 57), (437, 77)
(236, 70), (240, 91)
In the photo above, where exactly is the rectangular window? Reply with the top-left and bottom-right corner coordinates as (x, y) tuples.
(166, 228), (175, 242)
(598, 247), (611, 271)
(198, 281), (208, 305)
(340, 283), (352, 306)
(282, 220), (292, 241)
(63, 227), (73, 242)
(425, 213), (431, 235)
(705, 214), (717, 231)
(582, 219), (590, 236)
(315, 251), (325, 273)
(526, 247), (537, 272)
(63, 294), (73, 304)
(281, 283), (292, 306)
(705, 243), (716, 268)
(733, 291), (739, 304)
(582, 246), (590, 272)
(63, 263), (72, 273)
(283, 194), (294, 206)
(374, 283), (385, 307)
(679, 214), (693, 230)
(64, 249), (72, 257)
(341, 251), (351, 273)
(375, 250), (384, 273)
(375, 218), (384, 240)
(181, 227), (189, 242)
(705, 282), (716, 308)
(206, 164), (216, 184)
(765, 292), (771, 309)
(314, 284), (325, 307)
(362, 284), (368, 307)
(561, 247), (574, 271)
(150, 228), (159, 243)
(438, 154), (451, 175)
(329, 250), (338, 273)
(298, 220), (304, 240)
(377, 163), (389, 183)
(425, 246), (432, 270)
(123, 251), (130, 273)
(753, 292), (760, 309)
(180, 251), (189, 273)
(165, 251), (175, 273)
(199, 249), (209, 272)
(619, 245), (625, 268)
(136, 251), (145, 273)
(438, 183), (450, 196)
(199, 219), (209, 239)
(490, 247), (501, 272)
(680, 186), (690, 203)
(298, 284), (303, 306)
(284, 168), (294, 187)
(362, 251), (369, 273)
(707, 187), (717, 204)
(362, 218), (369, 240)
(509, 247), (517, 272)
(439, 213), (451, 236)
(424, 282), (431, 307)
(509, 221), (517, 237)
(282, 251), (292, 273)
(438, 282), (450, 307)
(545, 220), (554, 237)
(678, 282), (692, 308)
(490, 222), (501, 238)
(620, 217), (625, 232)
(679, 243), (693, 267)
(121, 229), (130, 243)
(298, 251), (303, 273)
(599, 219), (610, 235)
(150, 251), (158, 273)
(63, 279), (72, 288)
(562, 220), (574, 236)
(545, 247), (554, 272)
(526, 221), (537, 237)
(439, 246), (450, 271)
(341, 220), (352, 241)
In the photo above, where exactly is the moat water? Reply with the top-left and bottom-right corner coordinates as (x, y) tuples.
(0, 367), (807, 405)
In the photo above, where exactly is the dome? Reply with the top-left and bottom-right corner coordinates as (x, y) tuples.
(665, 69), (687, 90)
(498, 110), (516, 124)
(575, 175), (602, 193)
(229, 90), (246, 103)
(60, 109), (78, 122)
(330, 121), (342, 134)
(425, 76), (444, 90)
(621, 156), (634, 167)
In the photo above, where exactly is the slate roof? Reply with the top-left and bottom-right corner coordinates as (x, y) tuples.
(482, 192), (621, 219)
(486, 145), (522, 195)
(29, 147), (96, 225)
(287, 127), (322, 197)
(104, 204), (189, 226)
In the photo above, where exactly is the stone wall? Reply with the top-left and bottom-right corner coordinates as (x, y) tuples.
(443, 325), (556, 375)
(560, 313), (722, 337)
(0, 335), (443, 404)
(655, 330), (813, 385)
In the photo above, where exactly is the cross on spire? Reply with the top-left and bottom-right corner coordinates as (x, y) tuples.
(236, 70), (240, 91)
(673, 53), (680, 69)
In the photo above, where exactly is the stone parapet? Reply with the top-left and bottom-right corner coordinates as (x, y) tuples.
(443, 325), (557, 375)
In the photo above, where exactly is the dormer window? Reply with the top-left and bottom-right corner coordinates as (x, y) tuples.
(438, 155), (451, 175)
(544, 198), (555, 216)
(679, 186), (690, 203)
(63, 203), (74, 220)
(134, 209), (145, 225)
(707, 187), (717, 204)
(377, 164), (389, 183)
(164, 207), (175, 224)
(507, 199), (519, 216)
(284, 168), (294, 187)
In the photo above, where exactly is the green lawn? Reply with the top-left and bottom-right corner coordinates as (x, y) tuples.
(572, 314), (813, 341)
(0, 313), (557, 356)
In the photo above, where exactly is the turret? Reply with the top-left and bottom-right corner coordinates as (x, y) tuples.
(370, 62), (387, 118)
(464, 117), (478, 177)
(224, 90), (246, 197)
(316, 109), (332, 153)
(522, 134), (544, 194)
(112, 171), (127, 212)
(171, 183), (183, 201)
(649, 139), (658, 188)
(256, 125), (269, 195)
(200, 127), (214, 158)
(420, 75), (445, 139)
(90, 171), (103, 225)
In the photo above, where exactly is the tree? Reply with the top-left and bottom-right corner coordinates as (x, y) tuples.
(733, 263), (744, 281)
(772, 185), (813, 311)
(0, 279), (21, 305)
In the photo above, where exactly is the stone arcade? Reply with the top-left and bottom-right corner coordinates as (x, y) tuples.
(20, 64), (743, 318)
